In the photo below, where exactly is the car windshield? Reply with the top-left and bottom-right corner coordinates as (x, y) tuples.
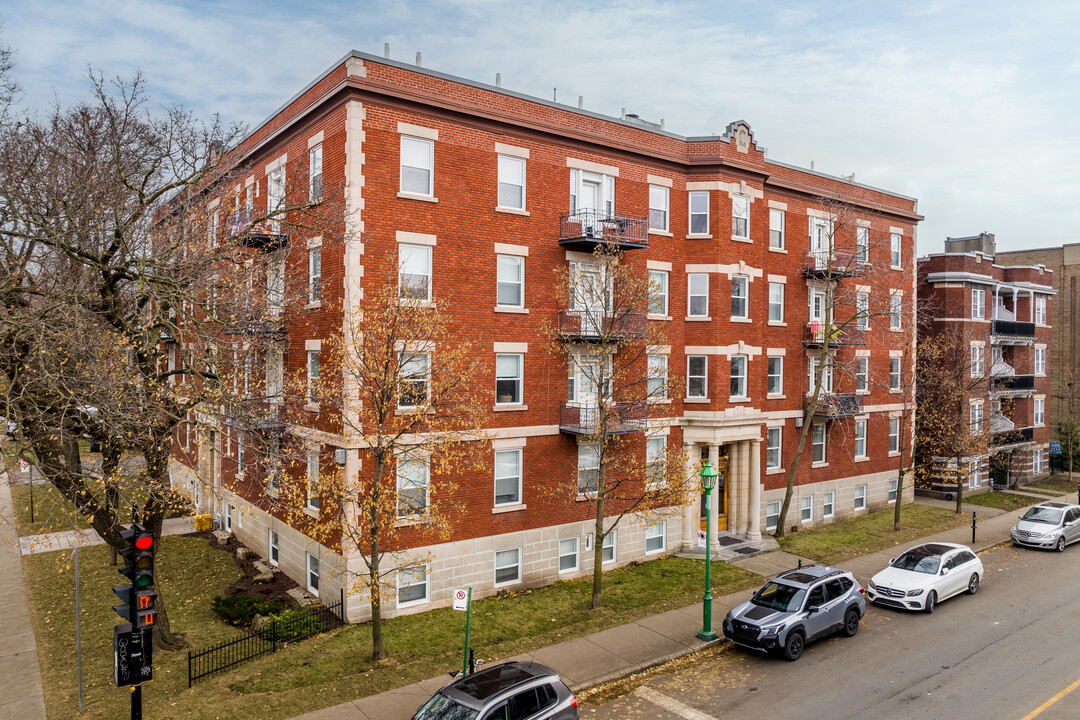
(412, 693), (479, 720)
(1022, 507), (1063, 525)
(751, 581), (806, 612)
(891, 550), (941, 574)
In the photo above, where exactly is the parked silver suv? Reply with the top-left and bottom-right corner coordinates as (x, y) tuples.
(412, 661), (579, 720)
(1011, 502), (1080, 552)
(723, 565), (866, 661)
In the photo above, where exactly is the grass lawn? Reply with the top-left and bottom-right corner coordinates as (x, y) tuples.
(1022, 475), (1079, 496)
(11, 482), (93, 535)
(962, 491), (1038, 512)
(26, 538), (762, 720)
(777, 504), (971, 565)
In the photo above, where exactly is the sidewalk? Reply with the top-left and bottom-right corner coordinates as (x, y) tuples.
(0, 472), (47, 720)
(19, 516), (195, 555)
(289, 493), (1062, 720)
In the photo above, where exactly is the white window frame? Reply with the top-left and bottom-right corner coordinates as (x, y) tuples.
(398, 351), (430, 409)
(308, 246), (322, 303)
(855, 419), (867, 459)
(309, 143), (323, 202)
(768, 282), (784, 323)
(856, 291), (870, 329)
(646, 436), (667, 488)
(267, 167), (285, 232)
(687, 355), (708, 398)
(268, 529), (279, 566)
(688, 273), (709, 317)
(890, 357), (901, 391)
(649, 270), (669, 316)
(1035, 397), (1045, 426)
(730, 354), (748, 399)
(970, 402), (984, 433)
(494, 448), (523, 507)
(397, 564), (429, 608)
(495, 353), (523, 406)
(558, 537), (579, 573)
(689, 191), (709, 235)
(1035, 347), (1047, 375)
(972, 289), (985, 320)
(812, 423), (826, 464)
(766, 501), (780, 531)
(889, 416), (901, 453)
(890, 232), (902, 268)
(767, 356), (783, 395)
(1036, 296), (1047, 325)
(823, 491), (835, 518)
(306, 552), (319, 594)
(854, 485), (867, 511)
(856, 356), (869, 393)
(396, 456), (430, 518)
(970, 345), (984, 377)
(645, 522), (666, 554)
(1033, 448), (1044, 473)
(602, 529), (617, 564)
(766, 427), (782, 469)
(731, 274), (749, 319)
(800, 494), (813, 523)
(306, 451), (320, 512)
(399, 242), (433, 301)
(497, 154), (526, 210)
(648, 354), (668, 399)
(809, 356), (834, 394)
(856, 225), (869, 263)
(769, 208), (785, 249)
(888, 478), (898, 503)
(494, 548), (521, 587)
(731, 194), (750, 238)
(649, 184), (669, 232)
(400, 135), (434, 196)
(890, 293), (902, 330)
(577, 442), (599, 495)
(496, 254), (524, 308)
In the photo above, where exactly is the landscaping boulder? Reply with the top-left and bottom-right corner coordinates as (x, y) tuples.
(253, 571), (274, 584)
(212, 530), (231, 546)
(236, 547), (256, 561)
(253, 560), (277, 574)
(286, 587), (317, 608)
(251, 614), (271, 633)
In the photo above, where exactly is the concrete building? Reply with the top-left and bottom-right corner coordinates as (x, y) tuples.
(169, 50), (922, 621)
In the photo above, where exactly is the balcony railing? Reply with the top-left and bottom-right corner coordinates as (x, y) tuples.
(559, 402), (647, 435)
(559, 210), (649, 251)
(803, 323), (866, 348)
(810, 392), (863, 419)
(801, 251), (866, 279)
(991, 425), (1034, 447)
(228, 306), (286, 339)
(225, 397), (286, 435)
(991, 374), (1035, 395)
(228, 210), (287, 250)
(991, 319), (1036, 340)
(557, 311), (646, 341)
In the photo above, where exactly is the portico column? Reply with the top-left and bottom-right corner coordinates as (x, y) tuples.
(726, 442), (740, 535)
(708, 444), (721, 551)
(736, 441), (750, 536)
(748, 438), (762, 540)
(682, 442), (698, 549)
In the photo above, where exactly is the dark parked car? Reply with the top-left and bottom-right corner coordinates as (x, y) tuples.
(412, 661), (578, 720)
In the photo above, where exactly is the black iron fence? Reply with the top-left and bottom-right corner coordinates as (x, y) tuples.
(811, 393), (864, 419)
(559, 402), (648, 435)
(188, 589), (345, 687)
(559, 209), (649, 248)
(803, 323), (866, 347)
(801, 251), (866, 278)
(557, 311), (647, 340)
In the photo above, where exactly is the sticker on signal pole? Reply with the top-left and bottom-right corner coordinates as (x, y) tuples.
(453, 589), (469, 611)
(697, 530), (706, 548)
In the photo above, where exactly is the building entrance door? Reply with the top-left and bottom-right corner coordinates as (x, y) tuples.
(699, 446), (729, 533)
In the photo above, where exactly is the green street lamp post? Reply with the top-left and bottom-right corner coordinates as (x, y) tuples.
(697, 459), (719, 641)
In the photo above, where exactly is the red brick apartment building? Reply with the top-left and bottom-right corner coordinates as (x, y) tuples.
(169, 51), (922, 620)
(917, 233), (1053, 490)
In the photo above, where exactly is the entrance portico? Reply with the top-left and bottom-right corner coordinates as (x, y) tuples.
(681, 420), (763, 551)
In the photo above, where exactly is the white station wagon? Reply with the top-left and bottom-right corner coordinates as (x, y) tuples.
(867, 542), (982, 613)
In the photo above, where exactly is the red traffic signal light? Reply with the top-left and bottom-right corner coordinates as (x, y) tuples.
(119, 523), (156, 589)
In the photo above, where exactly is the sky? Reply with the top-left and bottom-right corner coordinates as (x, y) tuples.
(2, 0), (1077, 256)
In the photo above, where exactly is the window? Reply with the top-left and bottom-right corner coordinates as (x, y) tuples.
(856, 226), (869, 263)
(397, 565), (428, 606)
(809, 356), (834, 394)
(971, 345), (984, 377)
(397, 456), (429, 517)
(889, 416), (901, 453)
(225, 502), (233, 532)
(645, 522), (665, 554)
(399, 243), (432, 301)
(268, 529), (279, 565)
(766, 427), (782, 469)
(768, 282), (784, 322)
(970, 402), (984, 433)
(1035, 347), (1046, 375)
(399, 352), (429, 408)
(769, 208), (785, 249)
(559, 537), (578, 572)
(494, 449), (522, 506)
(823, 491), (835, 518)
(890, 294), (902, 330)
(766, 501), (780, 530)
(307, 452), (320, 512)
(731, 274), (748, 319)
(688, 273), (709, 317)
(888, 479), (898, 503)
(578, 443), (599, 494)
(890, 357), (901, 391)
(856, 356), (869, 392)
(1035, 397), (1045, 426)
(730, 355), (747, 398)
(731, 194), (749, 238)
(208, 210), (219, 249)
(767, 356), (783, 395)
(498, 154), (525, 209)
(856, 292), (869, 329)
(687, 356), (708, 398)
(854, 485), (867, 511)
(855, 419), (867, 458)
(267, 167), (285, 231)
(689, 191), (709, 234)
(800, 495), (813, 523)
(306, 553), (319, 594)
(649, 184), (669, 231)
(812, 423), (826, 463)
(1036, 297), (1047, 325)
(309, 143), (323, 201)
(305, 349), (320, 403)
(648, 354), (668, 399)
(495, 354), (523, 405)
(308, 246), (322, 303)
(972, 289), (985, 320)
(496, 255), (524, 307)
(494, 548), (521, 586)
(646, 436), (666, 487)
(602, 529), (617, 563)
(890, 232), (902, 267)
(1033, 448), (1044, 474)
(569, 168), (614, 215)
(649, 270), (668, 315)
(400, 136), (433, 195)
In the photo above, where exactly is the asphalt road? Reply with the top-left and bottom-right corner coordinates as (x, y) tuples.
(580, 544), (1080, 720)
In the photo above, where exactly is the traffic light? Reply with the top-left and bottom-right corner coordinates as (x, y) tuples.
(114, 523), (157, 628)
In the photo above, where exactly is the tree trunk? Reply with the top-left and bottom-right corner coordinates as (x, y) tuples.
(369, 454), (385, 662)
(591, 461), (606, 610)
(103, 443), (121, 566)
(954, 451), (964, 513)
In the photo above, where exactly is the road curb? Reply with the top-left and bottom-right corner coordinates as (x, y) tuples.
(567, 637), (724, 694)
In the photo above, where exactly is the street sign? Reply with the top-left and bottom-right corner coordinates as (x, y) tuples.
(1051, 443), (1062, 453)
(113, 624), (152, 687)
(453, 589), (468, 611)
(18, 459), (28, 473)
(697, 530), (706, 548)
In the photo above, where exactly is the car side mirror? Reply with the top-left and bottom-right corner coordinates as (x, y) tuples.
(807, 605), (819, 614)
(940, 567), (949, 575)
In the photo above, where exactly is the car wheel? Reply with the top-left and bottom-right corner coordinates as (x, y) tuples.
(1057, 536), (1066, 553)
(967, 573), (980, 595)
(923, 591), (936, 614)
(841, 608), (860, 637)
(782, 631), (805, 661)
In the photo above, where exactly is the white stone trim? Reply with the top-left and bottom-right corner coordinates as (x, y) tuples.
(890, 226), (905, 235)
(494, 342), (528, 353)
(494, 242), (529, 257)
(766, 348), (787, 356)
(495, 142), (530, 159)
(491, 436), (528, 450)
(265, 153), (288, 176)
(308, 131), (324, 149)
(647, 260), (673, 271)
(768, 200), (788, 210)
(307, 235), (323, 249)
(396, 231), (437, 246)
(767, 274), (787, 284)
(647, 174), (673, 188)
(398, 122), (439, 140)
(566, 157), (619, 176)
(305, 339), (322, 351)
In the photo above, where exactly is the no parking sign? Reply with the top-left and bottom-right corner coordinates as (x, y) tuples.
(453, 589), (468, 611)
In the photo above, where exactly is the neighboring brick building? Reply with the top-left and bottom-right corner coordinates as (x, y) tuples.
(917, 233), (1054, 490)
(995, 242), (1080, 437)
(169, 50), (922, 621)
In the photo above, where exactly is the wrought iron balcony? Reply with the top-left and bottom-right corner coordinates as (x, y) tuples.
(991, 425), (1034, 447)
(991, 319), (1036, 342)
(557, 311), (646, 342)
(801, 251), (866, 280)
(559, 210), (649, 251)
(559, 402), (647, 435)
(991, 374), (1035, 396)
(225, 397), (286, 435)
(228, 210), (287, 250)
(810, 392), (863, 419)
(803, 323), (866, 348)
